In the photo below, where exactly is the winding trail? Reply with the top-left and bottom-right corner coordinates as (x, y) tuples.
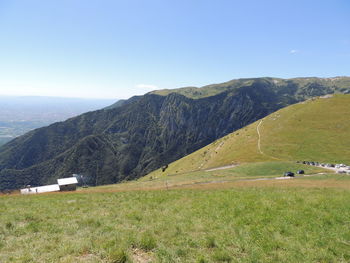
(256, 119), (281, 160)
(257, 120), (264, 154)
(205, 164), (238, 172)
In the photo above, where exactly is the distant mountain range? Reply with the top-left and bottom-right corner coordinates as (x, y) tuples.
(0, 77), (349, 190)
(0, 96), (117, 145)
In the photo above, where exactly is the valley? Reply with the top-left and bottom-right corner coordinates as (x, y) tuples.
(0, 121), (51, 146)
(0, 96), (116, 146)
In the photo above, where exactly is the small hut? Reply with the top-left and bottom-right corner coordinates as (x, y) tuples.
(57, 177), (78, 191)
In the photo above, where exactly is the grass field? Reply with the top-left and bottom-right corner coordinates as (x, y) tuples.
(1, 166), (350, 262)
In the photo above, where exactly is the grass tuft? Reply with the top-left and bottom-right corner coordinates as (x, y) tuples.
(5, 222), (13, 230)
(196, 257), (207, 263)
(212, 249), (233, 262)
(139, 232), (157, 251)
(205, 236), (217, 248)
(109, 248), (128, 263)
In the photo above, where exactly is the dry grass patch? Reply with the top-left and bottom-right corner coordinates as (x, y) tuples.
(131, 248), (154, 263)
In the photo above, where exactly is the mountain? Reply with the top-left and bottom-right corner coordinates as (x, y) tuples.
(0, 77), (350, 190)
(0, 96), (117, 146)
(150, 76), (350, 99)
(148, 94), (350, 177)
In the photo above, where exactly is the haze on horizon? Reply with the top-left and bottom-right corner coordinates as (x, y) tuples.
(0, 0), (349, 99)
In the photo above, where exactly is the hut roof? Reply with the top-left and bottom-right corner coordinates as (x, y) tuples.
(57, 177), (78, 186)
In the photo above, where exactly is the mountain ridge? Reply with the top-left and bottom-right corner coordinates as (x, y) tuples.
(1, 77), (350, 190)
(149, 76), (350, 99)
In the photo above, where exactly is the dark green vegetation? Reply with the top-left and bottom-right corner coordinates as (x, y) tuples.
(1, 183), (350, 262)
(151, 94), (350, 177)
(1, 77), (350, 190)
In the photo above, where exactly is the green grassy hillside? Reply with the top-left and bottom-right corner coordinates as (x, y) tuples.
(149, 94), (350, 177)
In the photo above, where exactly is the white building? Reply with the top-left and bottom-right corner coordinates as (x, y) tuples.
(57, 177), (78, 191)
(20, 184), (60, 194)
(20, 176), (78, 194)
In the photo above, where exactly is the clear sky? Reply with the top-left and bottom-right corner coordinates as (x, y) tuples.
(0, 0), (349, 99)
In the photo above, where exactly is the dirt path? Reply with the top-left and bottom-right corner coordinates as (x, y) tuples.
(257, 119), (263, 154)
(256, 119), (281, 160)
(205, 164), (238, 172)
(309, 164), (349, 174)
(181, 172), (326, 188)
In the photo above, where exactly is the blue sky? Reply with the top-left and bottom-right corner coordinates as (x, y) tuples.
(0, 0), (349, 99)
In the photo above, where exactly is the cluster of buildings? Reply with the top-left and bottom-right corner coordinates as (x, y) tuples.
(300, 161), (350, 174)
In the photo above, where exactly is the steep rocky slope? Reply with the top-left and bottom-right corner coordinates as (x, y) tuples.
(0, 77), (349, 190)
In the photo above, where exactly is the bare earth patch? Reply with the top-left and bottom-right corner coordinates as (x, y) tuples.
(205, 164), (238, 172)
(75, 253), (105, 262)
(131, 248), (154, 263)
(320, 94), (334, 99)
